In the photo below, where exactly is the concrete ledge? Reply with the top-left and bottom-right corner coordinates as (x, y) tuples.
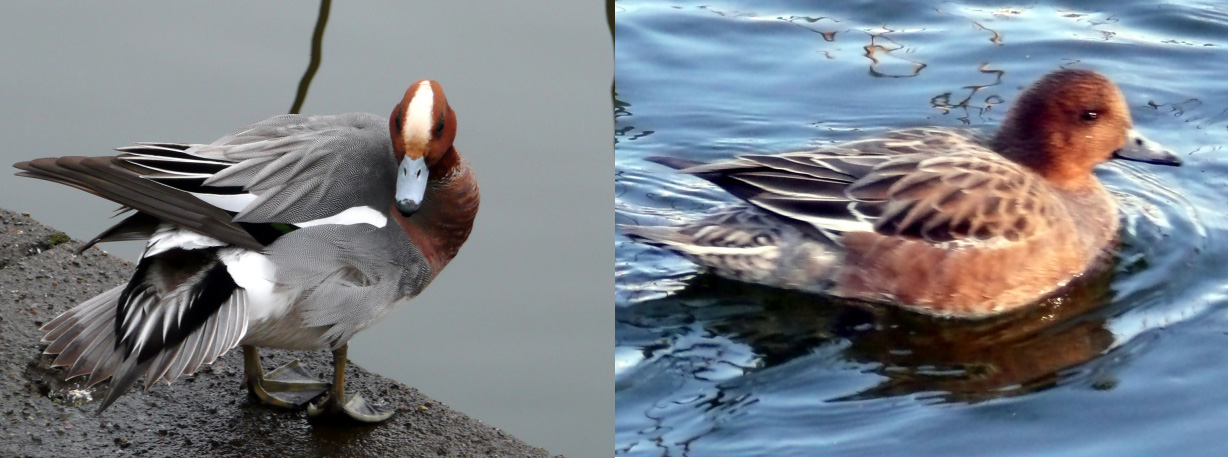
(0, 209), (556, 457)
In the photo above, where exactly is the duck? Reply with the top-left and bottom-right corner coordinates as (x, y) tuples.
(621, 69), (1180, 318)
(16, 79), (479, 422)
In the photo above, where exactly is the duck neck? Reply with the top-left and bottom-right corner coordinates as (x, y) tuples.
(991, 126), (1096, 191)
(391, 147), (480, 279)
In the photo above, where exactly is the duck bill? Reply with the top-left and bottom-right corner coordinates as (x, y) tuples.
(1114, 128), (1181, 166)
(396, 155), (429, 216)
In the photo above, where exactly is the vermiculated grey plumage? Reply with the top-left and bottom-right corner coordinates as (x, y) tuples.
(21, 113), (426, 410)
(194, 114), (397, 225)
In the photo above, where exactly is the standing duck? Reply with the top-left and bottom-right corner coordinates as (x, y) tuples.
(622, 69), (1180, 318)
(17, 79), (479, 422)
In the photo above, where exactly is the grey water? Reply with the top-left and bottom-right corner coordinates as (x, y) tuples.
(616, 0), (1228, 455)
(0, 2), (611, 457)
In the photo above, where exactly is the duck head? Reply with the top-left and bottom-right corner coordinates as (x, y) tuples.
(390, 79), (458, 216)
(993, 69), (1180, 189)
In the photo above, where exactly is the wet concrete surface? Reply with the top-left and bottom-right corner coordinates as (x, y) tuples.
(0, 209), (558, 457)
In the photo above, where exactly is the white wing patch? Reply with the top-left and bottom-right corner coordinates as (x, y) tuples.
(219, 248), (294, 322)
(145, 226), (227, 257)
(667, 244), (777, 256)
(294, 206), (387, 228)
(185, 193), (384, 228)
(189, 192), (259, 213)
(750, 199), (875, 234)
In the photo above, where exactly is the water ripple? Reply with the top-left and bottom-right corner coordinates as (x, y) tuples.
(615, 0), (1228, 455)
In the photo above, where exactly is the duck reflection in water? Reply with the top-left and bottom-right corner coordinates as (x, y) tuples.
(617, 261), (1120, 404)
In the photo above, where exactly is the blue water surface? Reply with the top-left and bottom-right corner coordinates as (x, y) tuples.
(615, 1), (1228, 455)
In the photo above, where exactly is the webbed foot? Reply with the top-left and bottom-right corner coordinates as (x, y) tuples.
(307, 392), (395, 423)
(305, 344), (395, 423)
(243, 346), (329, 408)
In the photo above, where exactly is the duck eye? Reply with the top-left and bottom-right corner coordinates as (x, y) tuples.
(433, 114), (446, 138)
(1081, 111), (1099, 121)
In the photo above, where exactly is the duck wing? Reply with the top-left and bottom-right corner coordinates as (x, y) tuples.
(846, 151), (1055, 243)
(654, 128), (1055, 244)
(21, 113), (396, 412)
(15, 153), (262, 250)
(172, 113), (396, 226)
(17, 113), (396, 253)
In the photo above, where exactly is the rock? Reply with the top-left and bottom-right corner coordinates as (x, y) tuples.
(0, 209), (558, 457)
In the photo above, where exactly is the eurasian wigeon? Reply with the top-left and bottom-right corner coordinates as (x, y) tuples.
(622, 69), (1180, 318)
(16, 79), (478, 422)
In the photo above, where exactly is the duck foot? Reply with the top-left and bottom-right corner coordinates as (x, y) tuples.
(243, 346), (330, 408)
(305, 344), (395, 423)
(307, 392), (394, 423)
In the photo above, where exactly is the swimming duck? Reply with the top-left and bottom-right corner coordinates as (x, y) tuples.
(622, 69), (1180, 318)
(17, 79), (478, 422)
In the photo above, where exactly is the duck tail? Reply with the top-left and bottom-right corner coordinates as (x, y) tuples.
(644, 156), (705, 170)
(40, 286), (126, 386)
(40, 286), (137, 411)
(40, 273), (250, 413)
(94, 357), (152, 413)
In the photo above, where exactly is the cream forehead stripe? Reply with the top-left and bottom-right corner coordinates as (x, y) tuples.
(401, 81), (436, 159)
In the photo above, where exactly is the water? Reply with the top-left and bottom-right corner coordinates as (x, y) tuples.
(615, 0), (1228, 455)
(0, 2), (610, 457)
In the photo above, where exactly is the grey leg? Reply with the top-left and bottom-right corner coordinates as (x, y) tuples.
(306, 344), (395, 422)
(243, 345), (329, 408)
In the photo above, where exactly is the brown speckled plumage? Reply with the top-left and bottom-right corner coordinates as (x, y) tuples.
(622, 69), (1180, 318)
